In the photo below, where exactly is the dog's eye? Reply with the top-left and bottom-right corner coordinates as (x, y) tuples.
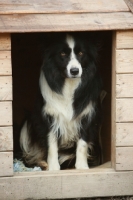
(61, 52), (66, 56)
(78, 52), (83, 56)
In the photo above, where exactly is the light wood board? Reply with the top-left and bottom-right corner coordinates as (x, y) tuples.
(116, 74), (133, 97)
(0, 34), (11, 50)
(116, 49), (133, 73)
(113, 31), (133, 171)
(124, 0), (133, 13)
(116, 30), (133, 49)
(111, 32), (117, 169)
(0, 152), (13, 177)
(116, 123), (133, 146)
(0, 0), (129, 14)
(14, 162), (112, 177)
(0, 76), (12, 100)
(116, 147), (133, 170)
(0, 51), (12, 75)
(0, 126), (13, 151)
(0, 12), (133, 32)
(0, 102), (12, 126)
(116, 99), (133, 122)
(0, 169), (133, 199)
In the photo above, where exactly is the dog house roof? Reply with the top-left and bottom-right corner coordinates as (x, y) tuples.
(0, 0), (133, 32)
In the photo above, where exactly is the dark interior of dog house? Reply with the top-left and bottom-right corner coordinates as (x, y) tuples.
(12, 31), (112, 168)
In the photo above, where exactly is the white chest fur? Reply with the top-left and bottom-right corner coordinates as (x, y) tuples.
(40, 72), (81, 119)
(39, 72), (94, 146)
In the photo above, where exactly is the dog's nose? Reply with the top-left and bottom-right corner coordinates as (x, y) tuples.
(70, 68), (79, 75)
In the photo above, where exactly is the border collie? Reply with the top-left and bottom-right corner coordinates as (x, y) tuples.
(20, 32), (103, 170)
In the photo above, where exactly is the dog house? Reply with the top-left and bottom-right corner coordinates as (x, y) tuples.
(0, 0), (133, 199)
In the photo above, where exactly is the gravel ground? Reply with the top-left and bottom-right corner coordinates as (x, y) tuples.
(54, 198), (133, 200)
(73, 197), (133, 200)
(37, 197), (133, 200)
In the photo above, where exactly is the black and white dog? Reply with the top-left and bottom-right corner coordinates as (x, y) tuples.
(20, 32), (103, 170)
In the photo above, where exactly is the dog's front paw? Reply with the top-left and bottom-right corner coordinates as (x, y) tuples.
(48, 162), (60, 171)
(75, 161), (89, 169)
(48, 159), (60, 171)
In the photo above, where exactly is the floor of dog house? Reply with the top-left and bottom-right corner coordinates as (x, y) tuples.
(12, 31), (112, 171)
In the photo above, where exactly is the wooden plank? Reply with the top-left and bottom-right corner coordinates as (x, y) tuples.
(0, 51), (12, 75)
(116, 74), (133, 97)
(116, 147), (133, 170)
(0, 152), (13, 177)
(0, 0), (129, 14)
(14, 162), (112, 177)
(116, 99), (133, 122)
(111, 32), (116, 169)
(0, 76), (12, 100)
(0, 170), (133, 199)
(0, 127), (13, 151)
(0, 34), (11, 51)
(0, 102), (12, 126)
(116, 30), (133, 49)
(116, 49), (133, 73)
(0, 12), (133, 33)
(116, 123), (133, 146)
(124, 0), (133, 13)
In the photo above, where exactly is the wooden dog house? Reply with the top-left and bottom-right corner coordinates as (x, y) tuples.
(0, 0), (133, 199)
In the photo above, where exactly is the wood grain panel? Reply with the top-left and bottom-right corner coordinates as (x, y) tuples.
(0, 127), (13, 151)
(116, 123), (133, 146)
(0, 0), (129, 14)
(0, 76), (12, 100)
(0, 12), (133, 32)
(0, 51), (12, 75)
(116, 49), (133, 73)
(124, 0), (133, 13)
(116, 31), (133, 49)
(0, 152), (13, 176)
(0, 170), (133, 199)
(116, 147), (133, 170)
(0, 102), (12, 126)
(116, 74), (133, 97)
(116, 99), (133, 122)
(0, 33), (11, 50)
(111, 32), (116, 169)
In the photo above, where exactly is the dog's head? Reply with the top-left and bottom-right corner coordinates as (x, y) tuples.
(59, 34), (83, 78)
(42, 32), (99, 79)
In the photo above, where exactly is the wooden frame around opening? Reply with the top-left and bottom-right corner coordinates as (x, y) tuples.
(0, 29), (133, 199)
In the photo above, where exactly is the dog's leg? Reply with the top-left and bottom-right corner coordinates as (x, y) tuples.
(75, 138), (89, 169)
(47, 131), (60, 170)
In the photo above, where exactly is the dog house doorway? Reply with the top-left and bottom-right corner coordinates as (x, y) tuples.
(12, 31), (112, 169)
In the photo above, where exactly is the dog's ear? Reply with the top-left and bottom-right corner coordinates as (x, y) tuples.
(82, 32), (103, 64)
(39, 32), (67, 47)
(39, 32), (66, 57)
(39, 33), (53, 58)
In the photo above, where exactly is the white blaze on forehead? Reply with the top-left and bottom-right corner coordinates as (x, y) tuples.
(66, 34), (82, 78)
(66, 34), (75, 49)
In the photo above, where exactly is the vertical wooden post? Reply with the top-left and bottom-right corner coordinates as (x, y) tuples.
(112, 30), (133, 171)
(111, 32), (116, 170)
(0, 34), (13, 176)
